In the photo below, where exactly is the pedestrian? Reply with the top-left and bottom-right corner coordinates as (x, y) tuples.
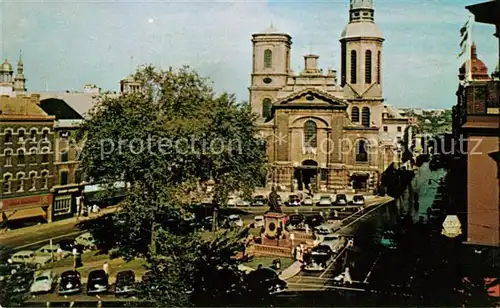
(56, 247), (63, 261)
(103, 261), (109, 277)
(72, 248), (77, 269)
(344, 267), (352, 285)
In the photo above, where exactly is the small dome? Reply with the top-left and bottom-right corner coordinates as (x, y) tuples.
(1, 59), (13, 72)
(341, 22), (383, 40)
(459, 43), (490, 81)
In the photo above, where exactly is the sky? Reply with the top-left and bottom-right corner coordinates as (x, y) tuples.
(1, 0), (498, 109)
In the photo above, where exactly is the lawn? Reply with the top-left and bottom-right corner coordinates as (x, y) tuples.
(244, 256), (294, 273)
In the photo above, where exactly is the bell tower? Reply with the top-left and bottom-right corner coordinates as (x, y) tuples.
(340, 0), (384, 99)
(249, 24), (292, 120)
(14, 51), (27, 92)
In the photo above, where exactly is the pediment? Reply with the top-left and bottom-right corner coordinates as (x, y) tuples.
(275, 88), (347, 108)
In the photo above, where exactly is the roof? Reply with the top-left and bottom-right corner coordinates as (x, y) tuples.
(39, 98), (84, 120)
(467, 0), (500, 25)
(36, 92), (102, 119)
(341, 22), (383, 40)
(274, 87), (347, 108)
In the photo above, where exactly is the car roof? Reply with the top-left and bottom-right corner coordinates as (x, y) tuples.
(320, 195), (330, 198)
(62, 270), (80, 276)
(228, 214), (240, 218)
(13, 250), (34, 255)
(89, 269), (106, 276)
(117, 270), (134, 277)
(36, 270), (53, 277)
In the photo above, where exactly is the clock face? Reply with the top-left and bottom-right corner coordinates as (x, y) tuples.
(263, 77), (272, 84)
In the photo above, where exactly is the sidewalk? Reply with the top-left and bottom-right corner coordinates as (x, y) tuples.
(279, 261), (302, 280)
(0, 206), (118, 242)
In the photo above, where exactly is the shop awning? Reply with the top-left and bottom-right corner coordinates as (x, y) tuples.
(83, 182), (128, 203)
(1, 207), (47, 221)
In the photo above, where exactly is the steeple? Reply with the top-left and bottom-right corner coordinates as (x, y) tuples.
(14, 50), (27, 92)
(349, 0), (375, 23)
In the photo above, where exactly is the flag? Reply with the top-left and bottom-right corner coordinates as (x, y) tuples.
(459, 33), (468, 48)
(458, 17), (471, 58)
(459, 20), (469, 36)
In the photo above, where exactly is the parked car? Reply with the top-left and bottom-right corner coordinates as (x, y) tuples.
(304, 245), (334, 271)
(317, 195), (332, 206)
(75, 232), (97, 250)
(36, 244), (71, 259)
(203, 216), (214, 230)
(352, 195), (365, 206)
(236, 199), (251, 207)
(30, 270), (56, 294)
(321, 234), (346, 254)
(314, 223), (343, 240)
(58, 270), (81, 295)
(58, 239), (79, 253)
(224, 214), (244, 229)
(286, 214), (305, 230)
(253, 215), (265, 228)
(286, 195), (301, 207)
(115, 270), (135, 296)
(301, 196), (314, 206)
(245, 268), (287, 295)
(87, 269), (108, 294)
(11, 271), (34, 294)
(334, 194), (348, 206)
(9, 250), (52, 269)
(226, 197), (238, 207)
(304, 214), (325, 229)
(251, 195), (267, 207)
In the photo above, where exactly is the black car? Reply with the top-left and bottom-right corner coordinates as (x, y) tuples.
(115, 270), (135, 296)
(10, 272), (34, 294)
(352, 195), (365, 206)
(286, 214), (305, 230)
(87, 269), (108, 294)
(244, 268), (287, 296)
(58, 270), (81, 295)
(305, 214), (325, 229)
(285, 195), (301, 207)
(251, 195), (267, 207)
(58, 239), (85, 254)
(334, 194), (348, 206)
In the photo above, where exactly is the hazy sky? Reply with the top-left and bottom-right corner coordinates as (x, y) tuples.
(1, 0), (498, 108)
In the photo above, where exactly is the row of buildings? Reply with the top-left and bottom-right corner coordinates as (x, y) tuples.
(0, 58), (136, 225)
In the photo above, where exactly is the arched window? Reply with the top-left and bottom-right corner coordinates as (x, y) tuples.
(41, 171), (49, 189)
(29, 172), (37, 191)
(362, 107), (370, 127)
(4, 129), (12, 143)
(18, 129), (25, 143)
(3, 174), (12, 193)
(264, 49), (272, 68)
(30, 148), (37, 164)
(42, 128), (50, 141)
(30, 128), (37, 141)
(351, 107), (360, 123)
(356, 140), (368, 162)
(304, 120), (317, 148)
(365, 50), (372, 84)
(16, 172), (24, 192)
(377, 51), (381, 84)
(17, 149), (25, 165)
(262, 98), (272, 119)
(4, 149), (12, 166)
(350, 50), (357, 84)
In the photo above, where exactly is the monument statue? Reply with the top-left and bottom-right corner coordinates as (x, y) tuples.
(268, 186), (281, 213)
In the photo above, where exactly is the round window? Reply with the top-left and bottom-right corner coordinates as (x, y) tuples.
(263, 77), (273, 84)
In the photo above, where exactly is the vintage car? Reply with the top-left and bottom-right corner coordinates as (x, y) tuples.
(317, 195), (332, 206)
(224, 214), (244, 229)
(30, 270), (56, 294)
(58, 270), (81, 295)
(87, 269), (108, 294)
(36, 244), (71, 259)
(321, 234), (346, 254)
(115, 270), (136, 296)
(253, 215), (265, 228)
(75, 232), (97, 250)
(286, 195), (301, 207)
(352, 195), (365, 206)
(303, 245), (334, 271)
(9, 250), (52, 269)
(334, 194), (348, 206)
(251, 195), (267, 207)
(301, 196), (314, 206)
(244, 268), (287, 295)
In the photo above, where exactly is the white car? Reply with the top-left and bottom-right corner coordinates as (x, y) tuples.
(302, 197), (314, 206)
(254, 215), (264, 228)
(75, 232), (97, 249)
(226, 214), (244, 228)
(9, 250), (52, 268)
(36, 244), (71, 259)
(352, 195), (365, 206)
(227, 197), (238, 206)
(321, 234), (346, 254)
(30, 270), (56, 294)
(317, 196), (332, 206)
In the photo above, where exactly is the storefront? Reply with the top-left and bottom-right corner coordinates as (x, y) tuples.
(51, 186), (83, 221)
(0, 194), (53, 223)
(82, 182), (128, 208)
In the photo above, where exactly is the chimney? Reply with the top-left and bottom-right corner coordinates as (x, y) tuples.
(304, 54), (320, 73)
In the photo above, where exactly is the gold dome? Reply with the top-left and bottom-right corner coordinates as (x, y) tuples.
(1, 59), (13, 72)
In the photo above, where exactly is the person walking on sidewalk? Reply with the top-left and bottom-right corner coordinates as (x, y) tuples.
(103, 261), (109, 277)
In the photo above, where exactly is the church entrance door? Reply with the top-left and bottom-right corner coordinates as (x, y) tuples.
(294, 160), (318, 192)
(351, 173), (369, 191)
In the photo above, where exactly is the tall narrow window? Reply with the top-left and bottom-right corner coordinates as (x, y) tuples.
(365, 50), (372, 84)
(16, 173), (24, 192)
(262, 98), (272, 119)
(377, 51), (381, 84)
(4, 150), (12, 166)
(42, 129), (49, 141)
(356, 140), (368, 162)
(60, 171), (68, 185)
(30, 173), (37, 191)
(350, 50), (357, 84)
(41, 171), (49, 189)
(30, 148), (37, 164)
(5, 130), (12, 143)
(60, 151), (69, 162)
(351, 107), (360, 123)
(304, 120), (317, 148)
(17, 149), (25, 165)
(264, 49), (272, 68)
(362, 107), (370, 127)
(30, 129), (37, 141)
(3, 174), (11, 193)
(18, 129), (25, 143)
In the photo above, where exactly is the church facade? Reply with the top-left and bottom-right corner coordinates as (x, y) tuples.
(249, 0), (395, 192)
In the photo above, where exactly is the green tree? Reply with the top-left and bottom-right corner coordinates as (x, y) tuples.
(77, 66), (267, 305)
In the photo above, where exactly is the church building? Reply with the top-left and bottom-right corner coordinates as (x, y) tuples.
(250, 0), (395, 192)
